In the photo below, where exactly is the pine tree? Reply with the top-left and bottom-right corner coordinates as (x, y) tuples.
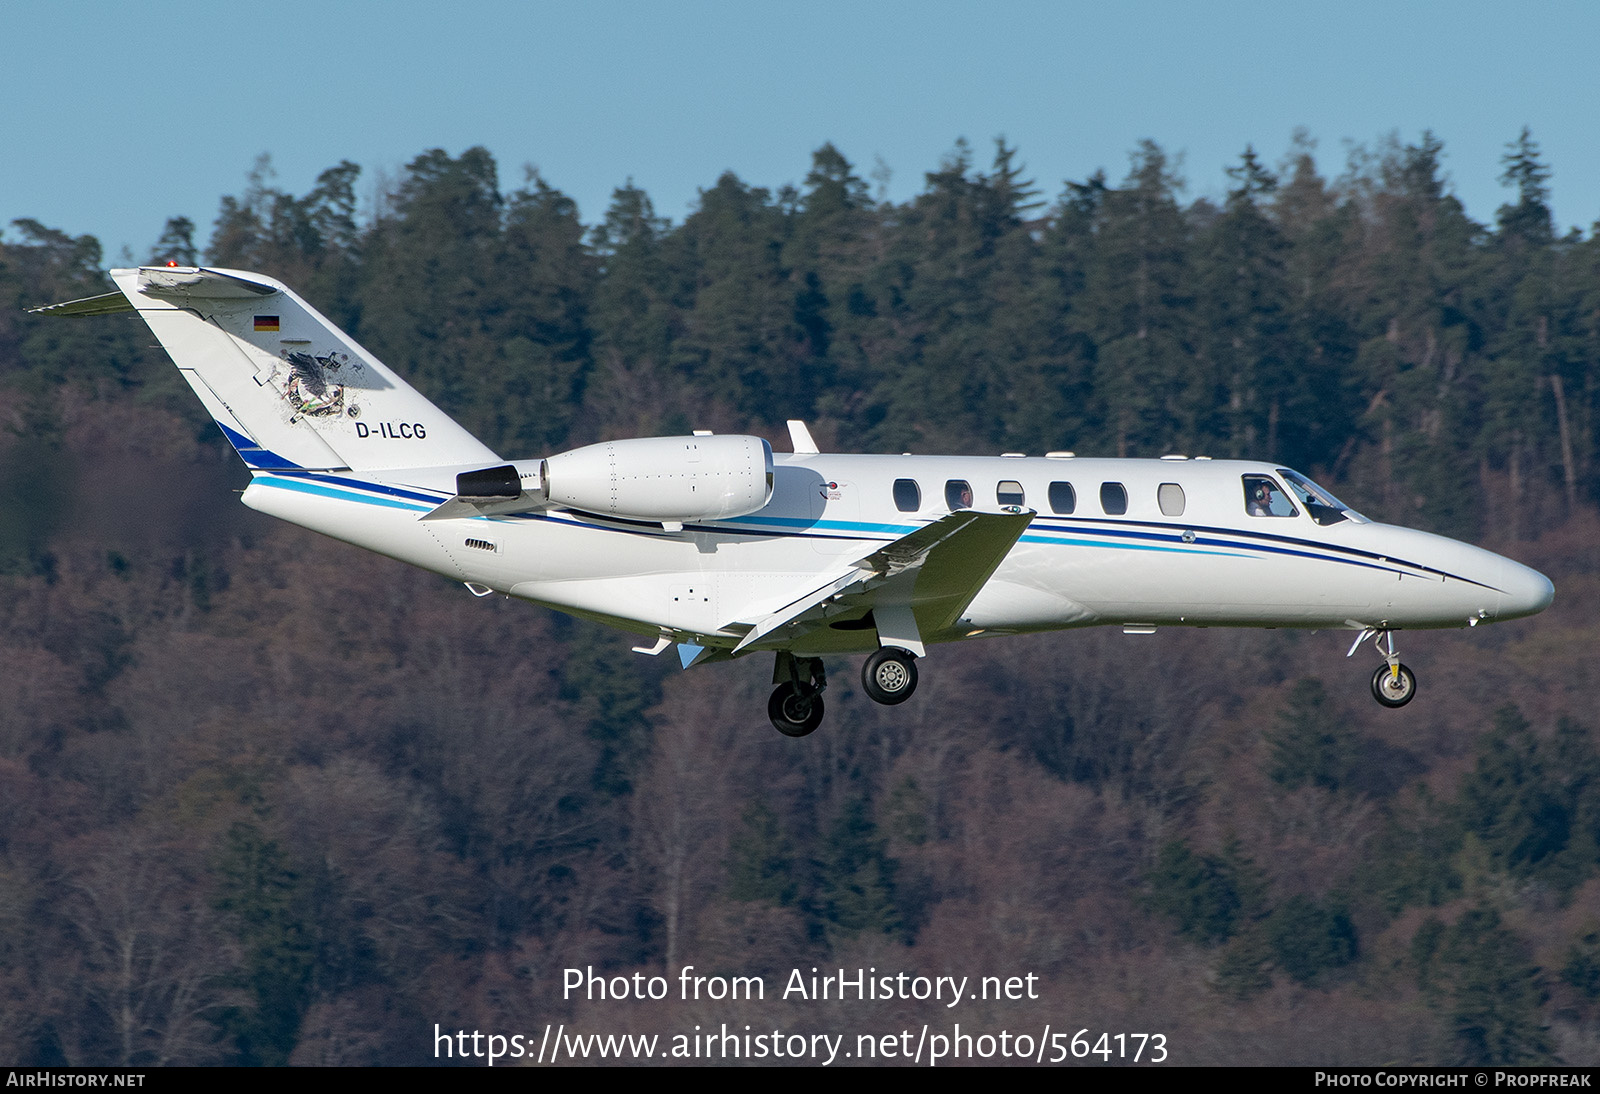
(1269, 132), (1359, 476)
(1022, 171), (1106, 453)
(1435, 904), (1553, 1064)
(726, 801), (797, 906)
(1497, 127), (1554, 247)
(1338, 132), (1487, 534)
(816, 798), (901, 942)
(1265, 895), (1357, 985)
(1147, 839), (1248, 944)
(357, 147), (506, 432)
(670, 171), (803, 427)
(212, 821), (314, 1066)
(783, 144), (884, 442)
(1456, 705), (1572, 878)
(1195, 146), (1292, 458)
(586, 182), (678, 437)
(151, 217), (196, 267)
(864, 138), (1048, 451)
(1265, 678), (1357, 791)
(1075, 141), (1193, 456)
(493, 170), (596, 453)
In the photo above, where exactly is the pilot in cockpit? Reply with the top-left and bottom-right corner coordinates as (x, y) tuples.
(1249, 482), (1271, 516)
(1245, 476), (1292, 517)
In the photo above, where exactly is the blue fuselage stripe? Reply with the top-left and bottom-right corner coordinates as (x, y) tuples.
(256, 475), (431, 512)
(253, 473), (1495, 588)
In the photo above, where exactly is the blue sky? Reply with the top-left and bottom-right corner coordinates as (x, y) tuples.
(4, 1), (1598, 260)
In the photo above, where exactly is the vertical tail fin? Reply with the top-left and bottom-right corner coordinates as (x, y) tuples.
(107, 266), (499, 472)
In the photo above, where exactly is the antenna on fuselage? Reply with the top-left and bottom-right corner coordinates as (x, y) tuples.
(788, 420), (820, 454)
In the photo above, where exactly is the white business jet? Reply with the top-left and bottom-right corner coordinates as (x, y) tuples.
(37, 267), (1555, 736)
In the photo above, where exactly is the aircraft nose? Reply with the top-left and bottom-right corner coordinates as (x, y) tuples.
(1496, 557), (1555, 621)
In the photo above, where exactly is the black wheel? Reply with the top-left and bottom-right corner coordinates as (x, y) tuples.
(768, 683), (824, 737)
(862, 648), (918, 705)
(1371, 663), (1417, 708)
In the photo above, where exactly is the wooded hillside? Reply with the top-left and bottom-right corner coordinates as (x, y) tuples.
(1, 132), (1597, 1065)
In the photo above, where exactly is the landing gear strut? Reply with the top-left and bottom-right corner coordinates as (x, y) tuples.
(768, 652), (827, 737)
(1349, 627), (1417, 708)
(862, 647), (918, 705)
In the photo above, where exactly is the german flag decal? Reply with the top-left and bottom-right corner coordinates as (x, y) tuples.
(254, 315), (280, 332)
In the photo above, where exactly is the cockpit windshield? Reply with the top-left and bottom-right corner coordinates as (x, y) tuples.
(1277, 468), (1364, 526)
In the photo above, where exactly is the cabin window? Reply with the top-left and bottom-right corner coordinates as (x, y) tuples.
(1242, 474), (1298, 517)
(892, 478), (921, 512)
(996, 480), (1025, 508)
(1048, 481), (1076, 514)
(945, 480), (973, 510)
(1157, 483), (1186, 516)
(1100, 482), (1128, 515)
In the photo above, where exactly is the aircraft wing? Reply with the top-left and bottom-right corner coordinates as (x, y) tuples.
(731, 508), (1034, 655)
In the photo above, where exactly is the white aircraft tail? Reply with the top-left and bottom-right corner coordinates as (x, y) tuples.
(104, 266), (499, 472)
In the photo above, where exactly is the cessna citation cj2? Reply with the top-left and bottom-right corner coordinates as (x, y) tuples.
(38, 267), (1555, 736)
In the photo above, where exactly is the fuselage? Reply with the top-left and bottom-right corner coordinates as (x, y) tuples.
(240, 452), (1554, 657)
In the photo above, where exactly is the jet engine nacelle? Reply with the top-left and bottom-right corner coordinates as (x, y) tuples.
(541, 435), (774, 522)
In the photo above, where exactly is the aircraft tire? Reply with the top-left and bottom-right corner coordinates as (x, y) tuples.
(769, 683), (825, 737)
(1370, 663), (1417, 708)
(862, 648), (918, 705)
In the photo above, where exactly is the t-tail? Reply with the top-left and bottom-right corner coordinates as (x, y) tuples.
(65, 266), (499, 473)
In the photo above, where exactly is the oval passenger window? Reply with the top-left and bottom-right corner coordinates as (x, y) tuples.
(1048, 481), (1076, 514)
(1158, 483), (1185, 516)
(1100, 482), (1128, 515)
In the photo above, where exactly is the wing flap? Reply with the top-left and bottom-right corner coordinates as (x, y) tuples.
(731, 565), (872, 653)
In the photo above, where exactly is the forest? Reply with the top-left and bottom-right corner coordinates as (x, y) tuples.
(1, 128), (1598, 1065)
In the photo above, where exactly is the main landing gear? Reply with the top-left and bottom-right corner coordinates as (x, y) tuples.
(862, 647), (918, 705)
(768, 652), (827, 737)
(766, 647), (923, 736)
(1348, 627), (1417, 708)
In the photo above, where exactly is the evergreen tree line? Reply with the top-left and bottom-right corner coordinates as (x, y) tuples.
(56, 131), (1600, 542)
(9, 129), (1597, 539)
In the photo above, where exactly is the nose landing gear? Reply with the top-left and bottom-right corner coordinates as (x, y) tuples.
(1371, 662), (1418, 707)
(1349, 627), (1417, 708)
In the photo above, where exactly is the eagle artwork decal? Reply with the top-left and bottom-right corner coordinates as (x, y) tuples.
(281, 350), (361, 419)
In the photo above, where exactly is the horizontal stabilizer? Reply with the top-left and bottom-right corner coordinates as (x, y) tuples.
(420, 462), (550, 521)
(420, 492), (553, 521)
(28, 291), (134, 317)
